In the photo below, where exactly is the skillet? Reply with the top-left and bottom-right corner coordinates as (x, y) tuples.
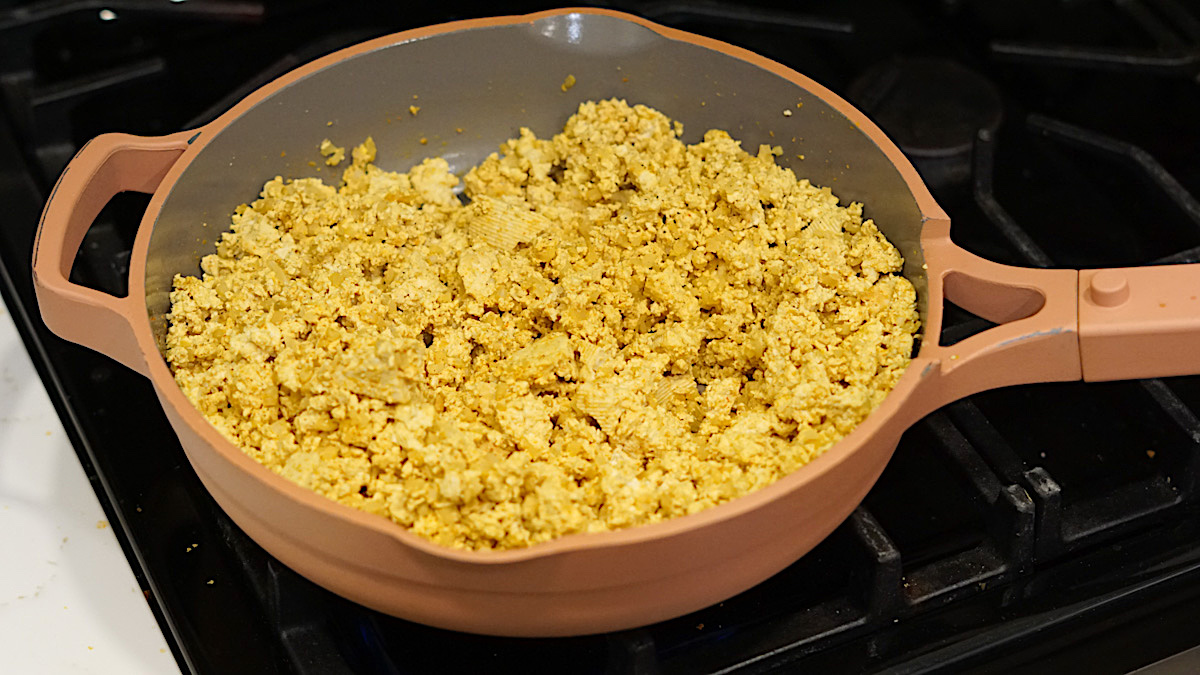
(32, 8), (1200, 636)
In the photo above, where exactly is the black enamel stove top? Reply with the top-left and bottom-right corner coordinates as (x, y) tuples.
(2, 1), (1200, 673)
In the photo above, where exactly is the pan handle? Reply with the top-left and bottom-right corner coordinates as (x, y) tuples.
(1078, 265), (1200, 381)
(32, 130), (196, 377)
(917, 238), (1081, 412)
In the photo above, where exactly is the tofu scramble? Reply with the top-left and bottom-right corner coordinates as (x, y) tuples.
(165, 99), (919, 550)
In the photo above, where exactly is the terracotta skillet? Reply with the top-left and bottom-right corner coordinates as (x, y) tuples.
(30, 8), (1200, 637)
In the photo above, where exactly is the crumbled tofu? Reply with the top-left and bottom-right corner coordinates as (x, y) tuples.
(561, 74), (576, 92)
(165, 99), (919, 551)
(319, 139), (345, 166)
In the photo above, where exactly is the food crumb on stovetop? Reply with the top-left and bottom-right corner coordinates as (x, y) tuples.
(561, 74), (576, 92)
(166, 99), (919, 551)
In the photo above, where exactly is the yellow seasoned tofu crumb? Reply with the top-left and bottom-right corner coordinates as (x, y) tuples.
(318, 139), (345, 166)
(165, 99), (919, 551)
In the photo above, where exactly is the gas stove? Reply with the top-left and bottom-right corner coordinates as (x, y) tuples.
(2, 1), (1200, 673)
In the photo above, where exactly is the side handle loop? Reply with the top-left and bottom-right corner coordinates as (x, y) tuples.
(33, 130), (195, 376)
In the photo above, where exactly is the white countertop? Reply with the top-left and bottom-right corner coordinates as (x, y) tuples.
(0, 302), (179, 673)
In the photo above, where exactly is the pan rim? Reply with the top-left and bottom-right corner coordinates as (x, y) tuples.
(129, 7), (950, 568)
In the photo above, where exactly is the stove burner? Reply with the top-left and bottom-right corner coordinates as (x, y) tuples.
(848, 58), (1003, 187)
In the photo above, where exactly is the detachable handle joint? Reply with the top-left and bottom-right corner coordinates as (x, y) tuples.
(918, 240), (1081, 411)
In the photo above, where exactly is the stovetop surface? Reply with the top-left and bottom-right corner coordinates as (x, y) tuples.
(2, 1), (1200, 673)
